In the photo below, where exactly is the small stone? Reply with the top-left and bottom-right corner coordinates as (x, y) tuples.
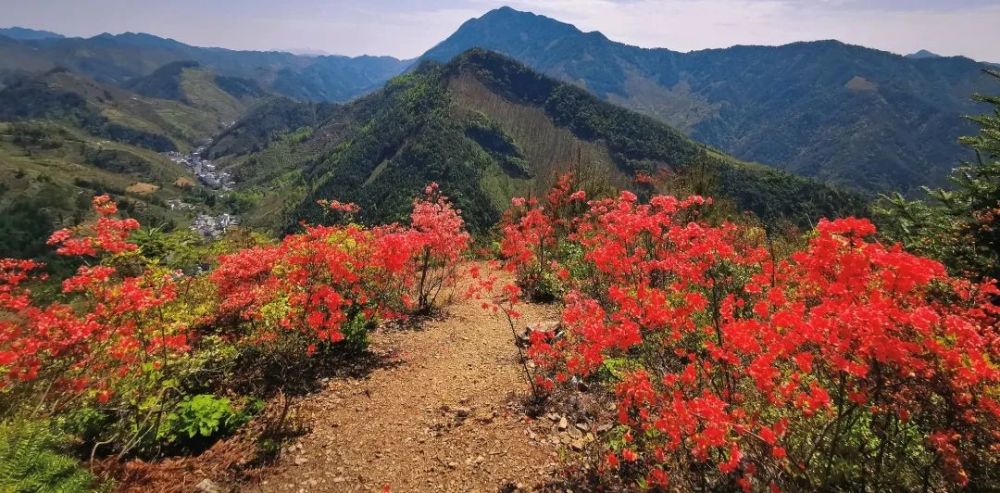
(575, 422), (589, 432)
(294, 456), (308, 466)
(332, 477), (346, 483)
(195, 479), (221, 493)
(558, 416), (568, 430)
(447, 461), (459, 469)
(571, 440), (586, 452)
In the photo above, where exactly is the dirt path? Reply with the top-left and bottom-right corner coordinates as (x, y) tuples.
(250, 278), (568, 492)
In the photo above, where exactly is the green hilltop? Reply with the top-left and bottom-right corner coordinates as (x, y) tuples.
(209, 50), (867, 234)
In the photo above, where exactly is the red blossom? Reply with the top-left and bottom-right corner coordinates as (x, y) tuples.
(495, 181), (1000, 490)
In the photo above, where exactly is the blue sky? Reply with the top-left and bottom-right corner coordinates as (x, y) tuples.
(3, 0), (999, 61)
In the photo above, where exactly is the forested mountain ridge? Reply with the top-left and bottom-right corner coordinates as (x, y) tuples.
(420, 7), (996, 193)
(212, 49), (866, 233)
(0, 26), (64, 41)
(0, 67), (259, 151)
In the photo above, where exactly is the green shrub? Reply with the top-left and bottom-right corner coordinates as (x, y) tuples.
(0, 419), (101, 493)
(159, 395), (250, 446)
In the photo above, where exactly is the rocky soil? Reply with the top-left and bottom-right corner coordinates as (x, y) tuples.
(247, 277), (591, 492)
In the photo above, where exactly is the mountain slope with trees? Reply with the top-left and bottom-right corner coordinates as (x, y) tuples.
(0, 68), (239, 257)
(213, 50), (865, 234)
(420, 7), (996, 193)
(1, 11), (992, 194)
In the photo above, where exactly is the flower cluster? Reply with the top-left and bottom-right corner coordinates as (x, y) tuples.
(499, 174), (586, 301)
(316, 199), (361, 214)
(0, 186), (470, 459)
(1, 196), (192, 419)
(213, 183), (470, 346)
(503, 184), (1000, 491)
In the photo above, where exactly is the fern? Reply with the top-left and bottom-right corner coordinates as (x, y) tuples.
(0, 419), (100, 493)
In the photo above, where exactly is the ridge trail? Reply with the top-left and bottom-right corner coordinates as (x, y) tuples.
(252, 270), (566, 492)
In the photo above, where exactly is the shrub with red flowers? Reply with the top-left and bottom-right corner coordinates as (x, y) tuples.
(408, 183), (471, 313)
(0, 184), (471, 465)
(212, 222), (409, 353)
(499, 173), (587, 301)
(213, 182), (470, 350)
(506, 184), (1000, 491)
(0, 195), (217, 457)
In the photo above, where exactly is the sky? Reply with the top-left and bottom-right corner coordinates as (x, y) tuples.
(2, 0), (999, 61)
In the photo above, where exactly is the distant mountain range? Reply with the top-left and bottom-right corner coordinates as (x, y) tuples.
(0, 29), (410, 103)
(0, 6), (995, 254)
(0, 26), (64, 41)
(2, 8), (993, 195)
(205, 50), (865, 234)
(418, 8), (996, 193)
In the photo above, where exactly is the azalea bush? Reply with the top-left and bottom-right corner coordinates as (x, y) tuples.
(0, 195), (215, 458)
(501, 183), (1000, 491)
(499, 173), (588, 301)
(0, 183), (471, 466)
(212, 182), (470, 349)
(408, 183), (471, 314)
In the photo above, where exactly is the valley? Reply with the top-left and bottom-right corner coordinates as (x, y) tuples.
(0, 5), (998, 493)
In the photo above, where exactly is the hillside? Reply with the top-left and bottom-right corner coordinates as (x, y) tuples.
(0, 31), (409, 103)
(213, 50), (865, 233)
(420, 7), (996, 193)
(0, 69), (245, 257)
(0, 68), (248, 150)
(0, 12), (992, 195)
(124, 60), (266, 125)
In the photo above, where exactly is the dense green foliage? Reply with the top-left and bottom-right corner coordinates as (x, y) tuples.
(205, 97), (340, 158)
(0, 420), (101, 493)
(876, 69), (1000, 280)
(0, 70), (176, 152)
(159, 395), (255, 448)
(422, 7), (996, 193)
(231, 50), (865, 234)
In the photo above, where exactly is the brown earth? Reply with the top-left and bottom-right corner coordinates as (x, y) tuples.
(125, 182), (160, 194)
(103, 269), (597, 493)
(245, 280), (577, 492)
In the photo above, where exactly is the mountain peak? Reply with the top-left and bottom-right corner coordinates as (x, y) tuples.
(906, 49), (942, 59)
(88, 31), (186, 49)
(0, 26), (65, 41)
(421, 7), (586, 64)
(476, 6), (581, 33)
